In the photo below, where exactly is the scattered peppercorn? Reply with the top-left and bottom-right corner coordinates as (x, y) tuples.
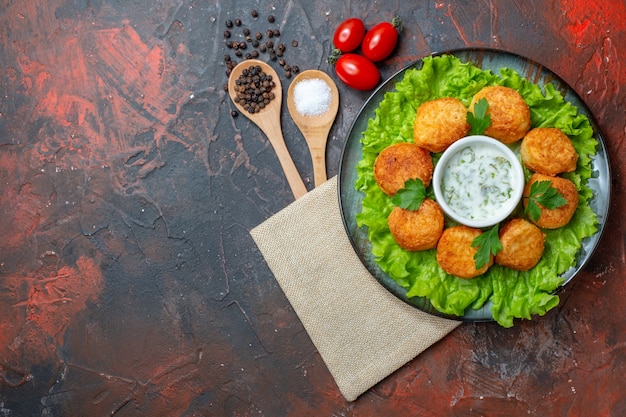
(222, 11), (302, 115)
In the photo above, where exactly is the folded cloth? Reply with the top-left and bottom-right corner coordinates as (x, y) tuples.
(250, 176), (460, 401)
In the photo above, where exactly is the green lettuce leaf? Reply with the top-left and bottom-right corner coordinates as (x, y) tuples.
(355, 54), (599, 327)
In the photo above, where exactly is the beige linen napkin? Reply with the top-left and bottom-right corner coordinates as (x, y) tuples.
(250, 176), (460, 401)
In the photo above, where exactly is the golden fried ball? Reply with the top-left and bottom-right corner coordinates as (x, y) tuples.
(436, 225), (493, 279)
(495, 218), (545, 271)
(374, 142), (433, 196)
(469, 86), (530, 144)
(523, 173), (578, 229)
(413, 97), (470, 153)
(520, 127), (578, 175)
(388, 199), (444, 251)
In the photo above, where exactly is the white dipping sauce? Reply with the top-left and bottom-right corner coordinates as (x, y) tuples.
(441, 143), (515, 221)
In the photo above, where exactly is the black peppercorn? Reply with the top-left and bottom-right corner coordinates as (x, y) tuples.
(231, 110), (239, 117)
(225, 19), (233, 28)
(233, 64), (276, 114)
(251, 10), (258, 18)
(243, 28), (250, 36)
(234, 19), (242, 26)
(223, 30), (231, 38)
(268, 15), (275, 23)
(291, 40), (298, 47)
(273, 28), (280, 37)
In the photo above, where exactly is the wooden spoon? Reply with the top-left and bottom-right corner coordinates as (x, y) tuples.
(228, 59), (307, 199)
(287, 70), (339, 187)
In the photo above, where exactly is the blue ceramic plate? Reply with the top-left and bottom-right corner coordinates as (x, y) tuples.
(337, 48), (611, 322)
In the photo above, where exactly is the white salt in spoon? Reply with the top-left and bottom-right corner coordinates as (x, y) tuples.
(228, 60), (307, 199)
(287, 70), (339, 187)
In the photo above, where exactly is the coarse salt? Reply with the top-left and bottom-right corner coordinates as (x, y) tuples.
(293, 78), (331, 116)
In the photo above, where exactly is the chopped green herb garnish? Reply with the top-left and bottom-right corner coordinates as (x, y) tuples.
(467, 98), (492, 135)
(525, 180), (568, 222)
(471, 224), (502, 270)
(392, 178), (427, 211)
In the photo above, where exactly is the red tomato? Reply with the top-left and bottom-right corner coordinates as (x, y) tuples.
(334, 53), (380, 91)
(361, 17), (402, 62)
(333, 18), (366, 53)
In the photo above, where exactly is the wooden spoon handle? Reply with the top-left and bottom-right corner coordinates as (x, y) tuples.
(265, 130), (308, 199)
(309, 142), (327, 186)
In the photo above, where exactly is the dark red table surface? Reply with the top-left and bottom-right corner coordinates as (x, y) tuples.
(1, 1), (624, 416)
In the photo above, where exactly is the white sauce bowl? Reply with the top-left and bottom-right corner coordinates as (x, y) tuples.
(432, 135), (525, 228)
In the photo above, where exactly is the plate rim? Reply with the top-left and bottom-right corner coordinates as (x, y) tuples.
(337, 47), (612, 323)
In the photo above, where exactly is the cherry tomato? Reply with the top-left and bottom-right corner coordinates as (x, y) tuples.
(361, 16), (402, 62)
(333, 18), (366, 53)
(334, 53), (380, 91)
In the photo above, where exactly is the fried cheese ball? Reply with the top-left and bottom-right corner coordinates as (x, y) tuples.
(520, 127), (578, 175)
(469, 86), (530, 144)
(413, 97), (470, 153)
(523, 173), (578, 229)
(495, 218), (545, 271)
(374, 142), (433, 196)
(388, 199), (444, 251)
(436, 225), (493, 279)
